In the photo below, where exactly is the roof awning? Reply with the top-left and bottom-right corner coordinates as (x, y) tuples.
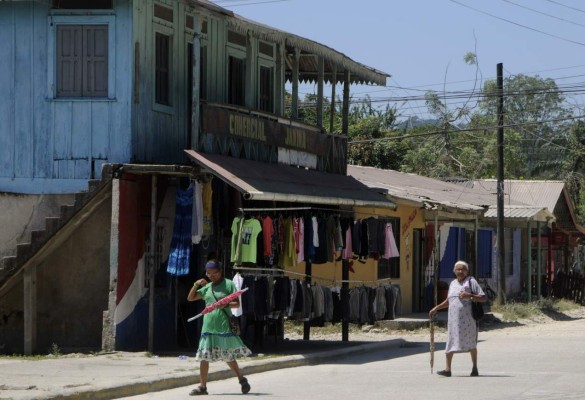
(484, 206), (556, 225)
(185, 150), (396, 209)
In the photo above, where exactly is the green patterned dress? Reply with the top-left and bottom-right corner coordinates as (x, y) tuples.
(195, 279), (252, 362)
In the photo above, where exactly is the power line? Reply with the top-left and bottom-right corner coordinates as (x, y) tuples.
(502, 0), (585, 28)
(544, 0), (585, 15)
(448, 0), (585, 47)
(212, 0), (292, 7)
(348, 114), (585, 144)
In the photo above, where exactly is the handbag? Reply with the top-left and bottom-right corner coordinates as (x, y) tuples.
(211, 287), (241, 335)
(469, 277), (484, 321)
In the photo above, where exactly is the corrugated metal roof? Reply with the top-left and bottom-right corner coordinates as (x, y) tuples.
(469, 179), (565, 212)
(347, 165), (495, 212)
(185, 151), (396, 209)
(483, 205), (555, 222)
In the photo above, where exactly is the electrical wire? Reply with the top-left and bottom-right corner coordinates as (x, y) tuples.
(544, 0), (585, 15)
(501, 0), (585, 28)
(448, 0), (585, 47)
(348, 114), (585, 144)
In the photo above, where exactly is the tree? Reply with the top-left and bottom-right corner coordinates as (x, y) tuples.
(479, 74), (571, 178)
(291, 93), (404, 170)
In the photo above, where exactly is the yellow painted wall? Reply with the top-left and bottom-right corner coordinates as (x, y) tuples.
(284, 204), (426, 315)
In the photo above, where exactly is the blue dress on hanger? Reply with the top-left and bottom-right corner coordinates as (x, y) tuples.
(167, 185), (193, 276)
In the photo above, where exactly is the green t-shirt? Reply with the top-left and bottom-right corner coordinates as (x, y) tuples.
(230, 217), (262, 263)
(197, 279), (236, 334)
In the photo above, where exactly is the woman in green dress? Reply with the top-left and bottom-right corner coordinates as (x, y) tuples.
(187, 260), (252, 396)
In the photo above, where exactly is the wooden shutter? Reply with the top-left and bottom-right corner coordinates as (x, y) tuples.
(228, 56), (245, 106)
(83, 25), (108, 97)
(259, 65), (273, 112)
(57, 24), (107, 98)
(155, 32), (171, 105)
(57, 25), (83, 97)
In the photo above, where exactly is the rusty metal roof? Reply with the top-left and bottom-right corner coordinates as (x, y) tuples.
(347, 166), (492, 212)
(347, 166), (559, 224)
(185, 151), (396, 208)
(469, 179), (565, 212)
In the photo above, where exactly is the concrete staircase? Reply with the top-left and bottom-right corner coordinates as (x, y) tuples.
(0, 177), (111, 289)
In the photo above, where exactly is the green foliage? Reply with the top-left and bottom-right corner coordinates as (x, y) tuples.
(48, 343), (61, 357)
(479, 74), (571, 178)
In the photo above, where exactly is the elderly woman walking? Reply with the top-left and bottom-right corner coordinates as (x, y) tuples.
(429, 260), (486, 377)
(187, 260), (252, 395)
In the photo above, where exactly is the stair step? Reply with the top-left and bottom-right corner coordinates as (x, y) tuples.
(74, 191), (91, 205)
(30, 230), (49, 245)
(0, 256), (17, 272)
(60, 204), (76, 220)
(45, 217), (62, 235)
(88, 179), (103, 192)
(16, 243), (33, 263)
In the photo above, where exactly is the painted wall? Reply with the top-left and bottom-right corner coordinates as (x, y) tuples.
(113, 175), (183, 351)
(0, 193), (74, 258)
(131, 1), (281, 163)
(0, 2), (132, 194)
(0, 282), (24, 354)
(0, 198), (110, 354)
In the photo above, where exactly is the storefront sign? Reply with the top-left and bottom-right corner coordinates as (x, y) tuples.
(202, 103), (336, 156)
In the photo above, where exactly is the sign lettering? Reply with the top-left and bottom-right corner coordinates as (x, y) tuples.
(229, 114), (267, 141)
(284, 127), (307, 150)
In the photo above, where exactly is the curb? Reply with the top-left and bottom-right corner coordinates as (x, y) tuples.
(48, 339), (405, 400)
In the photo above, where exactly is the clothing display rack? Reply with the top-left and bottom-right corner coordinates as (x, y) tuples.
(232, 206), (400, 342)
(233, 265), (392, 286)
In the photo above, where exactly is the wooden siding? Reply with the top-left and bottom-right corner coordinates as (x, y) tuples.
(0, 1), (132, 194)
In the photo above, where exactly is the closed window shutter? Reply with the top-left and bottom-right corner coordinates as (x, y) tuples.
(83, 25), (108, 97)
(155, 32), (171, 105)
(57, 25), (83, 97)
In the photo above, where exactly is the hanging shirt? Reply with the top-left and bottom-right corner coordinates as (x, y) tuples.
(262, 216), (274, 257)
(230, 217), (262, 264)
(304, 217), (315, 262)
(191, 181), (203, 244)
(295, 217), (305, 263)
(352, 220), (362, 255)
(366, 217), (380, 254)
(384, 222), (400, 258)
(232, 273), (244, 317)
(312, 216), (319, 247)
(342, 226), (353, 260)
(282, 216), (297, 268)
(202, 180), (213, 237)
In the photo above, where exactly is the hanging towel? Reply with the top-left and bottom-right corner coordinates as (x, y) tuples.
(385, 222), (400, 258)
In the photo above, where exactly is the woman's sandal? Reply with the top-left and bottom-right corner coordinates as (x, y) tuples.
(436, 370), (452, 377)
(239, 377), (251, 394)
(189, 386), (208, 396)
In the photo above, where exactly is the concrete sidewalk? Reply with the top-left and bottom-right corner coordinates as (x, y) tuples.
(0, 339), (406, 400)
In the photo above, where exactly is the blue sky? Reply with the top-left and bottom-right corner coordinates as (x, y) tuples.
(213, 0), (585, 121)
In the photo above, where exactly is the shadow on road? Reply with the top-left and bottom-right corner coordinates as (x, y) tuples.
(541, 309), (582, 321)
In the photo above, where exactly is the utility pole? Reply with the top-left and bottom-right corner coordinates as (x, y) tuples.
(496, 63), (507, 305)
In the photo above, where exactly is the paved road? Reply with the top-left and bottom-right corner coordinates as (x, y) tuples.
(120, 318), (585, 400)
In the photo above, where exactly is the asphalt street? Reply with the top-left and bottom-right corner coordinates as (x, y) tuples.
(119, 317), (585, 400)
